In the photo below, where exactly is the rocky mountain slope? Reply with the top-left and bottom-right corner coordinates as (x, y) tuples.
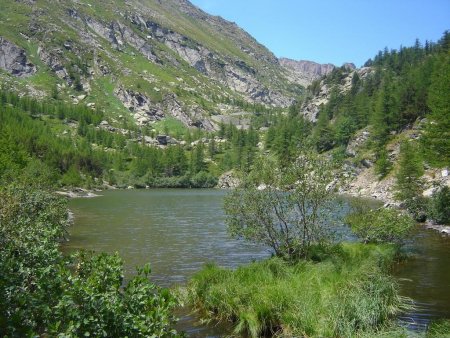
(298, 63), (364, 122)
(279, 58), (336, 87)
(0, 0), (322, 131)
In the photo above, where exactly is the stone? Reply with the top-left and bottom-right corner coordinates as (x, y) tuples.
(423, 187), (436, 198)
(361, 159), (373, 169)
(0, 37), (36, 77)
(217, 171), (240, 189)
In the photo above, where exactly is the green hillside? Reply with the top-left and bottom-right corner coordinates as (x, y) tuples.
(0, 0), (299, 133)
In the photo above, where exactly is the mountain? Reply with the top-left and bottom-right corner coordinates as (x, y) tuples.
(279, 58), (336, 87)
(0, 0), (316, 131)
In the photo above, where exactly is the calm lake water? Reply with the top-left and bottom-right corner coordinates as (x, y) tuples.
(394, 228), (450, 331)
(66, 189), (450, 336)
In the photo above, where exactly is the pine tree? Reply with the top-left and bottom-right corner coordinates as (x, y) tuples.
(395, 141), (424, 219)
(371, 75), (399, 147)
(374, 147), (392, 179)
(191, 142), (206, 173)
(421, 54), (450, 166)
(313, 110), (335, 152)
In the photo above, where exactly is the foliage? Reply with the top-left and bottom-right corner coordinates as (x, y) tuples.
(190, 171), (218, 188)
(144, 172), (217, 188)
(346, 204), (415, 244)
(217, 123), (260, 172)
(421, 52), (450, 167)
(224, 151), (338, 260)
(395, 141), (425, 219)
(265, 113), (312, 162)
(0, 89), (223, 188)
(428, 186), (450, 224)
(312, 110), (335, 153)
(300, 31), (449, 165)
(185, 244), (408, 338)
(374, 147), (392, 179)
(0, 184), (180, 336)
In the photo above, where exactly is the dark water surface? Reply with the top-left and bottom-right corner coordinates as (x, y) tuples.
(66, 189), (268, 337)
(66, 189), (450, 336)
(393, 227), (450, 331)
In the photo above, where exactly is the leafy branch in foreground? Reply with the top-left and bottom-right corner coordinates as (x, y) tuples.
(0, 184), (180, 337)
(225, 151), (339, 260)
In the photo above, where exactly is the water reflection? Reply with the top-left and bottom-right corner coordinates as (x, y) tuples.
(394, 228), (450, 331)
(66, 189), (269, 286)
(66, 189), (450, 335)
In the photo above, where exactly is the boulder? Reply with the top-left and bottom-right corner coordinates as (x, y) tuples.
(217, 171), (240, 189)
(0, 37), (36, 77)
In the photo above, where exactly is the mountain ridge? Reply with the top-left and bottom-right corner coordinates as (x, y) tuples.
(0, 0), (354, 132)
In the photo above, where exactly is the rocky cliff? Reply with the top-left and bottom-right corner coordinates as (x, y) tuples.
(279, 58), (335, 87)
(0, 37), (36, 77)
(0, 0), (310, 130)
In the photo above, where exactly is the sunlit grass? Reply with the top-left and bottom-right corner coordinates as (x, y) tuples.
(184, 243), (411, 337)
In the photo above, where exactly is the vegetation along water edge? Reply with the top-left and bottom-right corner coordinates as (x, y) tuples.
(0, 0), (449, 335)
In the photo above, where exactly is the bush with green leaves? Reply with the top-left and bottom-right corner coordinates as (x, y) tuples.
(0, 184), (180, 337)
(375, 148), (392, 179)
(346, 206), (415, 244)
(225, 151), (338, 260)
(428, 186), (450, 224)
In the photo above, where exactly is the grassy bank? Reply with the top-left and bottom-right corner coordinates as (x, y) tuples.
(185, 243), (410, 337)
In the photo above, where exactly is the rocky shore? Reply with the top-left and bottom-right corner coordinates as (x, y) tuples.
(55, 188), (103, 199)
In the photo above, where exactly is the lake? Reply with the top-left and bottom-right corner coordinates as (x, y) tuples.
(66, 189), (450, 336)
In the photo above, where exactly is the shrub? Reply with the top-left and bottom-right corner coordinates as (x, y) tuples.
(395, 141), (425, 220)
(225, 152), (338, 260)
(346, 207), (415, 244)
(0, 184), (180, 336)
(375, 148), (392, 179)
(428, 186), (450, 224)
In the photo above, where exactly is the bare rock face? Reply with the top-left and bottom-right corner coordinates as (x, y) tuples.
(279, 58), (335, 87)
(346, 128), (371, 157)
(115, 87), (216, 130)
(143, 18), (291, 107)
(84, 14), (291, 107)
(38, 47), (70, 82)
(86, 18), (160, 63)
(342, 62), (356, 70)
(0, 37), (36, 77)
(115, 87), (164, 125)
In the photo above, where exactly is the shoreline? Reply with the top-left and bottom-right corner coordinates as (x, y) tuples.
(55, 187), (105, 199)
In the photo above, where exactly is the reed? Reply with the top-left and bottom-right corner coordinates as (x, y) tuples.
(185, 243), (410, 337)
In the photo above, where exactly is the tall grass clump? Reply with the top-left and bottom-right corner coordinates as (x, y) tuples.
(185, 243), (410, 337)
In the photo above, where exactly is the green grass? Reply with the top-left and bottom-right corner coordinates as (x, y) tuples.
(152, 117), (189, 138)
(184, 243), (410, 337)
(88, 76), (131, 117)
(427, 319), (450, 338)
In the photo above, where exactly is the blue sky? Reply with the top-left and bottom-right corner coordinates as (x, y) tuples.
(190, 0), (450, 67)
